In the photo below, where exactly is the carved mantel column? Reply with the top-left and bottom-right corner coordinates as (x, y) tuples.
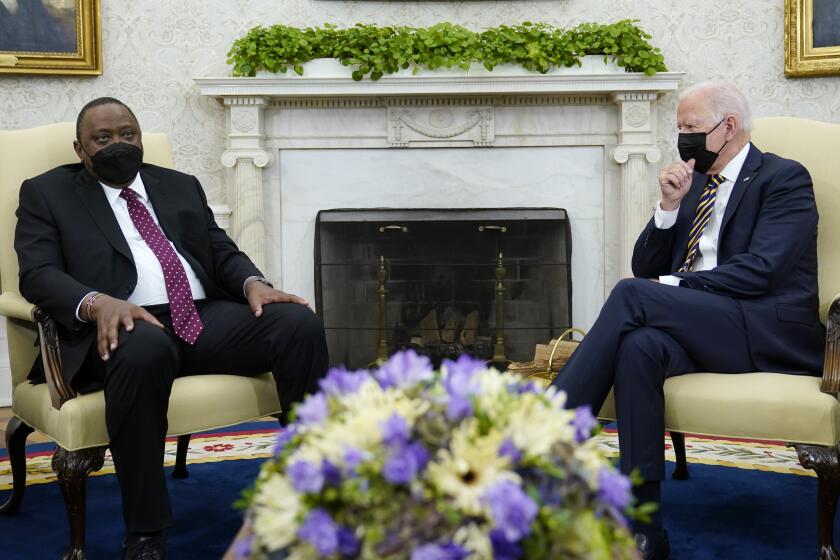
(220, 97), (272, 271)
(610, 92), (662, 278)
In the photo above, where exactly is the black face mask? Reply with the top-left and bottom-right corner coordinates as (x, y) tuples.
(86, 142), (143, 185)
(677, 118), (728, 174)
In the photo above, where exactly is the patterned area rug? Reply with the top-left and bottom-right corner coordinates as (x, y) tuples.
(0, 422), (811, 491)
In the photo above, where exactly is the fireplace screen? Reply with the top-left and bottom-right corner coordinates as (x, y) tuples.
(315, 208), (571, 370)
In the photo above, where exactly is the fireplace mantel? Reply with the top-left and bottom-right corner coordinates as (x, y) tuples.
(195, 67), (683, 98)
(195, 65), (683, 301)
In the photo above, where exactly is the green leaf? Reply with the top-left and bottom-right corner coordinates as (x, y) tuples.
(226, 21), (668, 79)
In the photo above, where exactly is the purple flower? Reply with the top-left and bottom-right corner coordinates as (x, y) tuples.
(483, 480), (538, 541)
(381, 413), (411, 448)
(272, 426), (296, 456)
(344, 446), (367, 472)
(597, 468), (632, 511)
(323, 459), (342, 486)
(443, 355), (484, 420)
(514, 380), (539, 395)
(489, 528), (522, 560)
(320, 366), (367, 396)
(288, 460), (324, 494)
(446, 394), (473, 421)
(383, 443), (429, 484)
(296, 393), (328, 425)
(233, 533), (254, 559)
(571, 405), (597, 443)
(410, 542), (469, 560)
(376, 350), (433, 389)
(498, 439), (522, 464)
(338, 526), (361, 557)
(298, 509), (338, 556)
(443, 354), (486, 379)
(409, 442), (430, 471)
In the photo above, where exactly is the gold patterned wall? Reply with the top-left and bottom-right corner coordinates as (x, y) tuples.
(1, 0), (838, 204)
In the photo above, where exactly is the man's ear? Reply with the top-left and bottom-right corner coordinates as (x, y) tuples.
(73, 139), (85, 161)
(725, 114), (738, 140)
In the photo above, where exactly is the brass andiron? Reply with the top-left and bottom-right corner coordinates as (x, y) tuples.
(376, 255), (390, 364)
(492, 252), (507, 366)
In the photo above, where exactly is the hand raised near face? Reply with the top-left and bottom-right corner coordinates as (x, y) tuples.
(658, 158), (695, 211)
(90, 295), (164, 361)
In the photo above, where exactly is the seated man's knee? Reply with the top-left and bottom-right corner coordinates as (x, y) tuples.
(610, 277), (647, 299)
(112, 321), (179, 373)
(263, 303), (326, 342)
(602, 278), (648, 312)
(619, 327), (665, 353)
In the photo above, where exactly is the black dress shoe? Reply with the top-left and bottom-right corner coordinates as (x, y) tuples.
(635, 529), (670, 560)
(123, 534), (166, 560)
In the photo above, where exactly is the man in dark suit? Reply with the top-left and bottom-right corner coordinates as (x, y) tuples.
(14, 97), (329, 560)
(551, 81), (825, 560)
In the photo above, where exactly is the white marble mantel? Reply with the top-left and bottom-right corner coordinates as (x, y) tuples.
(196, 64), (682, 326)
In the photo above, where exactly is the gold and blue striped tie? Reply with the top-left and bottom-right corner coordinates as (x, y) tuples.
(678, 174), (724, 273)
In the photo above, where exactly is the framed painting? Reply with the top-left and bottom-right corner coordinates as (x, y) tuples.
(0, 0), (101, 75)
(785, 0), (840, 77)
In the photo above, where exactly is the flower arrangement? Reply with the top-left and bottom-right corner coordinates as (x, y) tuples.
(237, 351), (640, 559)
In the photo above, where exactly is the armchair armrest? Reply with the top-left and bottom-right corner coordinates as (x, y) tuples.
(32, 306), (76, 410)
(0, 291), (74, 409)
(821, 291), (840, 396)
(0, 291), (35, 321)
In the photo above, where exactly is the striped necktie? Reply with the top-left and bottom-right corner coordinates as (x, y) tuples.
(119, 188), (204, 344)
(678, 174), (724, 273)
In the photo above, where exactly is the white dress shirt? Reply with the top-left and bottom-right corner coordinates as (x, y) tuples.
(75, 174), (206, 319)
(655, 143), (751, 286)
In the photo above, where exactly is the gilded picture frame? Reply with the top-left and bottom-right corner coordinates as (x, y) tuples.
(0, 0), (101, 75)
(785, 0), (840, 77)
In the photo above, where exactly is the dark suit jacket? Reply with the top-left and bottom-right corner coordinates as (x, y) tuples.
(14, 163), (262, 384)
(632, 143), (825, 375)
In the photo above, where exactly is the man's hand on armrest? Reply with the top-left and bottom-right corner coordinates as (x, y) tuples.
(90, 295), (164, 361)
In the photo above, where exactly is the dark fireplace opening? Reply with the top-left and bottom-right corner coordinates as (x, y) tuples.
(315, 208), (572, 370)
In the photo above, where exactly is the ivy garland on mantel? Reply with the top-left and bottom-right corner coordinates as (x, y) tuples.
(227, 20), (667, 81)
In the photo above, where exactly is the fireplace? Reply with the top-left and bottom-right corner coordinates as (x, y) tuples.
(196, 65), (681, 346)
(315, 208), (571, 369)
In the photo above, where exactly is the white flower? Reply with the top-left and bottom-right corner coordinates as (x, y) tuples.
(454, 523), (493, 560)
(543, 384), (568, 409)
(426, 420), (519, 515)
(505, 392), (575, 457)
(304, 381), (429, 465)
(574, 441), (608, 488)
(251, 473), (301, 552)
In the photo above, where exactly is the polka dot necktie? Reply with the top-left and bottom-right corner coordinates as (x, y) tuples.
(119, 188), (204, 344)
(678, 174), (724, 273)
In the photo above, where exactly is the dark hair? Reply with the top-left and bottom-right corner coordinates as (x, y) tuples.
(75, 97), (139, 140)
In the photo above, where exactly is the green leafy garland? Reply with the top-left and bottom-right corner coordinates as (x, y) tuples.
(227, 20), (667, 80)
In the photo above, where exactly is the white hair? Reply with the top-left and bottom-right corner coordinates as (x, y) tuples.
(680, 80), (753, 133)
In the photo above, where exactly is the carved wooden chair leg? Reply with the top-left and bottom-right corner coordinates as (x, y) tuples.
(52, 446), (106, 560)
(793, 443), (840, 560)
(670, 431), (689, 480)
(0, 416), (35, 514)
(172, 434), (191, 479)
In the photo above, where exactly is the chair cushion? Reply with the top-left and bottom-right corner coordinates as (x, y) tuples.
(597, 372), (840, 446)
(12, 373), (282, 451)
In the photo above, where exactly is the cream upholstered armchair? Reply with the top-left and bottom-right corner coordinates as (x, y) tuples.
(0, 122), (282, 559)
(598, 117), (840, 559)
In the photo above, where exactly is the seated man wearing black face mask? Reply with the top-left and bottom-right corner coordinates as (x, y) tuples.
(14, 97), (330, 560)
(550, 80), (824, 559)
